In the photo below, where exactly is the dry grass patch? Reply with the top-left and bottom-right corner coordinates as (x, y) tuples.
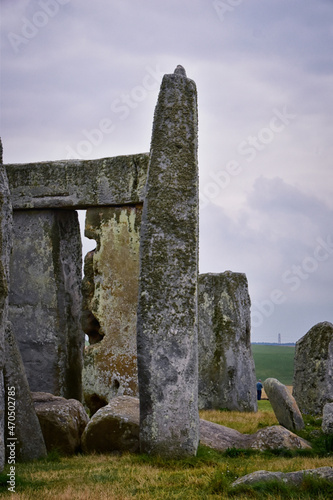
(199, 408), (278, 434)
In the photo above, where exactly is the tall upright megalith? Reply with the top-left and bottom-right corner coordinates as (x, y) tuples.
(137, 66), (199, 457)
(0, 138), (13, 471)
(82, 206), (141, 415)
(198, 272), (257, 411)
(293, 321), (333, 415)
(9, 210), (84, 401)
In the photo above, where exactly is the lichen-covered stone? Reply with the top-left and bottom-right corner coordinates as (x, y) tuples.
(82, 206), (141, 414)
(200, 421), (310, 452)
(263, 377), (304, 431)
(293, 321), (333, 415)
(32, 392), (89, 455)
(9, 210), (84, 400)
(198, 272), (257, 411)
(322, 403), (333, 434)
(6, 153), (149, 209)
(81, 396), (140, 454)
(137, 66), (199, 457)
(4, 322), (47, 461)
(232, 467), (333, 488)
(0, 138), (13, 471)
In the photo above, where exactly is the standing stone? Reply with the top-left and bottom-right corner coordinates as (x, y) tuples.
(322, 403), (333, 435)
(9, 210), (84, 400)
(4, 322), (47, 461)
(198, 272), (257, 411)
(0, 138), (13, 472)
(263, 377), (304, 432)
(82, 206), (141, 414)
(137, 66), (199, 457)
(293, 322), (333, 415)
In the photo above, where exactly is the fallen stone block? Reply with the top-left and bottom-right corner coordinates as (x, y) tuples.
(81, 396), (139, 454)
(32, 392), (89, 455)
(232, 466), (333, 487)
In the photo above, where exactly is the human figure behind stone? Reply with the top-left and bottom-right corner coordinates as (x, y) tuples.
(257, 379), (263, 400)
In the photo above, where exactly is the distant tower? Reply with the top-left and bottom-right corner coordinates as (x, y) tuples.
(278, 333), (281, 344)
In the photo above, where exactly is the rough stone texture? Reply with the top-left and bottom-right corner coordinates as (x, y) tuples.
(4, 322), (47, 461)
(232, 467), (333, 488)
(81, 396), (139, 454)
(293, 321), (333, 415)
(82, 206), (141, 414)
(6, 153), (149, 209)
(80, 396), (310, 455)
(137, 66), (199, 457)
(32, 392), (89, 455)
(0, 138), (13, 472)
(263, 377), (304, 431)
(9, 210), (84, 400)
(322, 402), (333, 434)
(200, 420), (311, 452)
(198, 272), (257, 411)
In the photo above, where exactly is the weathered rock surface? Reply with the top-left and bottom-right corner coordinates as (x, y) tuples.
(9, 210), (84, 400)
(200, 420), (311, 452)
(6, 153), (149, 209)
(198, 272), (257, 411)
(4, 322), (47, 461)
(81, 396), (139, 454)
(293, 321), (333, 415)
(264, 377), (304, 431)
(32, 392), (89, 455)
(137, 66), (199, 457)
(80, 396), (310, 455)
(82, 206), (141, 415)
(0, 138), (13, 472)
(232, 467), (333, 487)
(322, 403), (333, 434)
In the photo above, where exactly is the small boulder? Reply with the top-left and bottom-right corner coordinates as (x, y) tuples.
(81, 395), (139, 454)
(263, 378), (304, 431)
(322, 402), (333, 434)
(249, 425), (310, 451)
(32, 392), (89, 455)
(232, 467), (333, 487)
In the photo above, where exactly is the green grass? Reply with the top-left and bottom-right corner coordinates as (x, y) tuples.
(252, 344), (295, 385)
(0, 407), (331, 499)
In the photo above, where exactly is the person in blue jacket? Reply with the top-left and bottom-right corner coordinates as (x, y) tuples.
(256, 379), (263, 400)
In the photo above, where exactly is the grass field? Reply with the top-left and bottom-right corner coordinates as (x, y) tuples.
(252, 344), (295, 386)
(1, 402), (332, 499)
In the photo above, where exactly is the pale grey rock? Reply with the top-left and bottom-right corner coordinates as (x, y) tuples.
(198, 272), (257, 411)
(0, 138), (12, 472)
(81, 396), (310, 455)
(81, 396), (139, 453)
(264, 377), (304, 431)
(4, 322), (47, 461)
(200, 420), (311, 452)
(322, 403), (333, 434)
(6, 153), (149, 209)
(232, 467), (333, 487)
(137, 66), (199, 457)
(9, 210), (84, 400)
(82, 207), (141, 415)
(32, 392), (89, 455)
(293, 322), (333, 415)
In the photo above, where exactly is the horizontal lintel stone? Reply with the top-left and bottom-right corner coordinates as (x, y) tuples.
(5, 153), (149, 210)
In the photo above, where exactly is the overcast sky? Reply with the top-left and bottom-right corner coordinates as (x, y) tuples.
(1, 0), (332, 343)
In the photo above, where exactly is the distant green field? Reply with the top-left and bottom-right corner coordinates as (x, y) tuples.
(251, 344), (295, 386)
